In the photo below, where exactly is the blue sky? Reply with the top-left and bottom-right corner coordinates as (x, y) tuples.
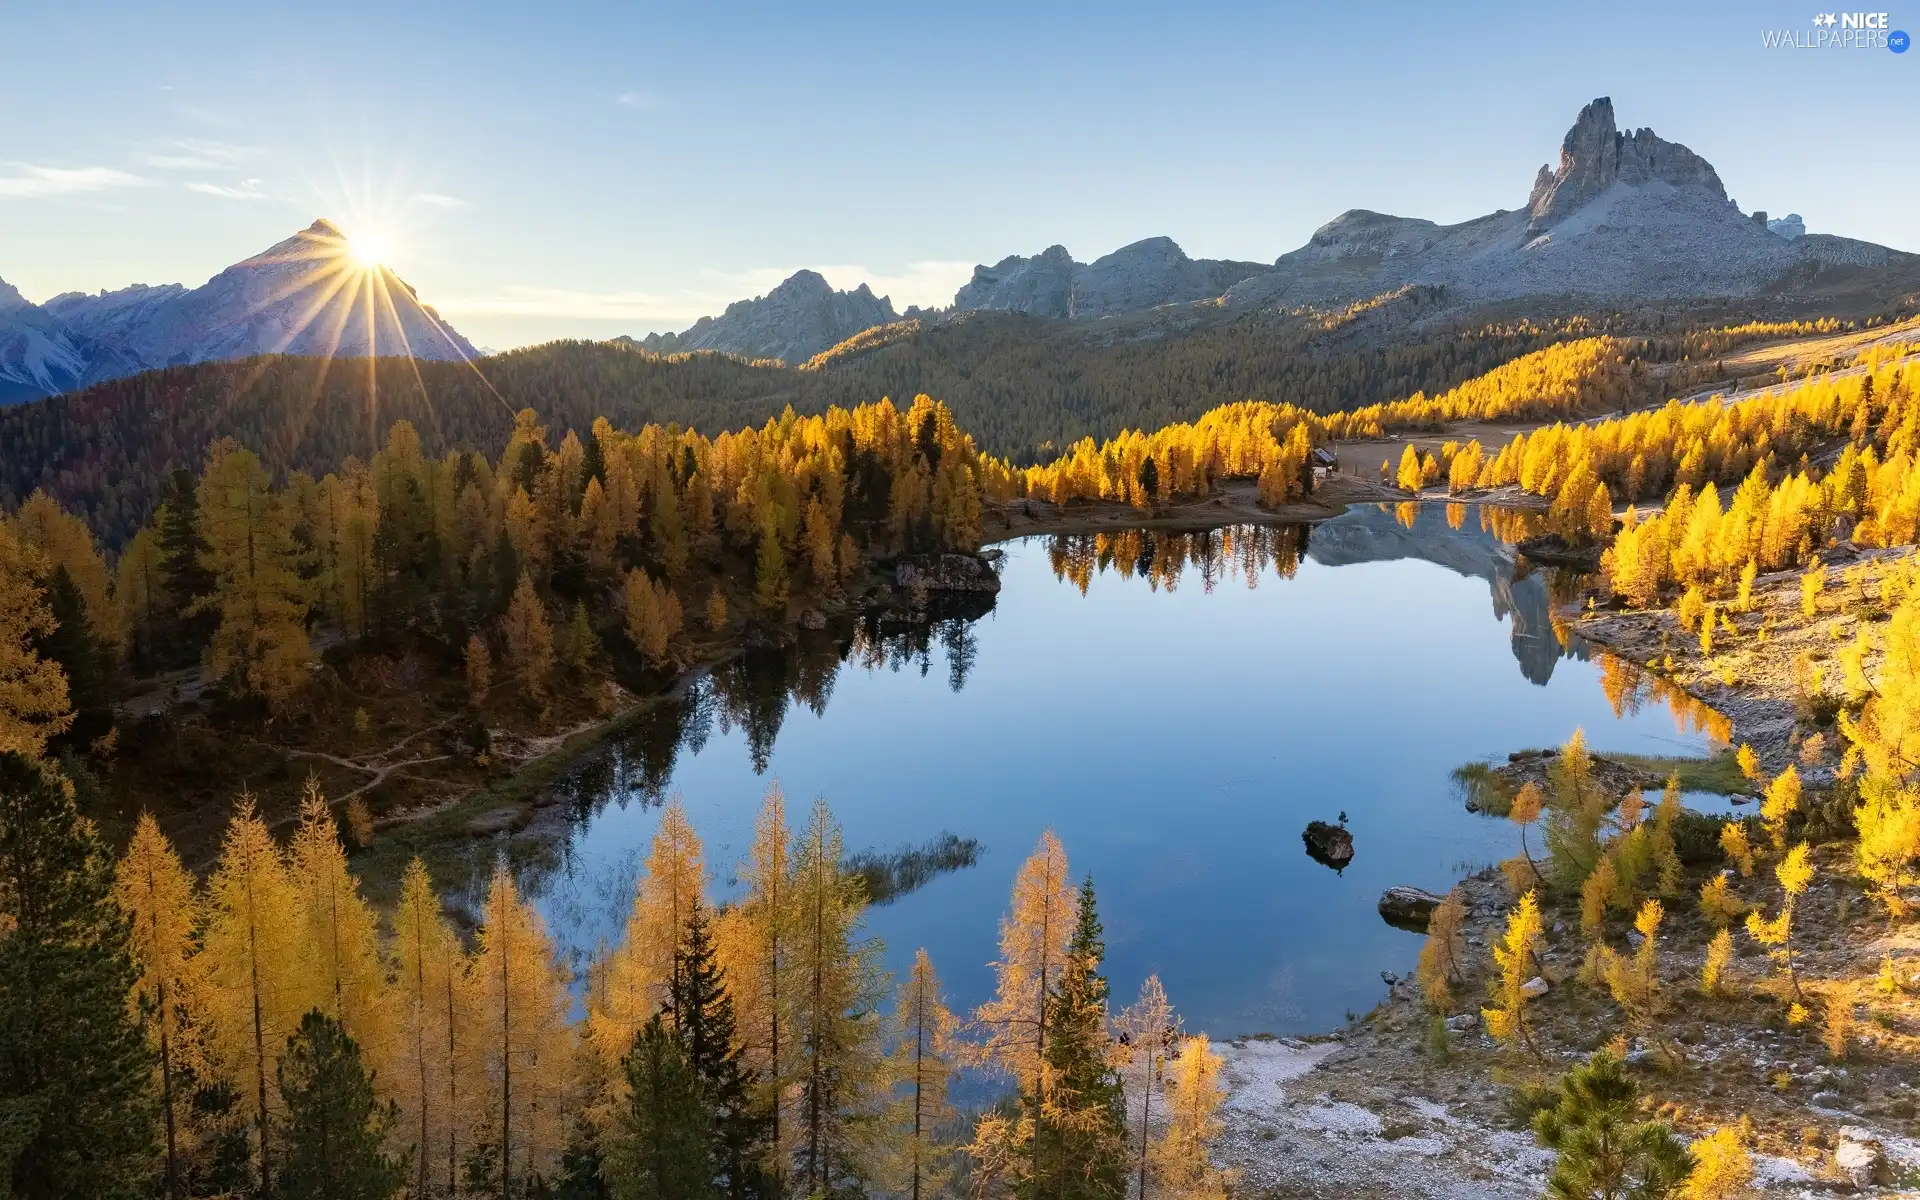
(2, 0), (1914, 349)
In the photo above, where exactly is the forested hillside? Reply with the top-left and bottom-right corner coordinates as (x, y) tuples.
(2, 297), (1812, 548)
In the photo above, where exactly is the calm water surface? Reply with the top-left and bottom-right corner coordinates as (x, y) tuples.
(513, 504), (1717, 1036)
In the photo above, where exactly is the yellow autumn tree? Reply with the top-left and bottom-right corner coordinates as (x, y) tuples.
(588, 797), (707, 1077)
(967, 829), (1076, 1194)
(1482, 890), (1544, 1056)
(1415, 887), (1468, 1013)
(391, 857), (473, 1200)
(114, 812), (204, 1193)
(1150, 1034), (1232, 1200)
(0, 518), (73, 757)
(712, 782), (796, 1184)
(1745, 843), (1814, 1001)
(467, 861), (575, 1196)
(465, 633), (491, 709)
(1759, 767), (1801, 857)
(974, 829), (1076, 1095)
(502, 572), (555, 704)
(787, 796), (888, 1195)
(200, 793), (305, 1191)
(623, 568), (683, 668)
(882, 948), (959, 1200)
(1680, 1124), (1754, 1199)
(286, 779), (394, 1077)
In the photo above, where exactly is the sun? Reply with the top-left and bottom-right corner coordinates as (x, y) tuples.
(347, 229), (392, 270)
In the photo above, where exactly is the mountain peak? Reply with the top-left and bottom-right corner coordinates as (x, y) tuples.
(305, 217), (346, 238)
(1526, 96), (1726, 234)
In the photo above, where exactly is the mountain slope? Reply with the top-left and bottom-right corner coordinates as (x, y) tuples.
(954, 237), (1269, 318)
(1222, 97), (1909, 312)
(0, 219), (476, 404)
(632, 269), (897, 364)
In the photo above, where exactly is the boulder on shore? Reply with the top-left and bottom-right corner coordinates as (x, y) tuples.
(894, 553), (1003, 594)
(1378, 885), (1444, 931)
(1303, 820), (1354, 871)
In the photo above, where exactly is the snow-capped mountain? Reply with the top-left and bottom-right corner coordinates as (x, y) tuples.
(0, 219), (477, 405)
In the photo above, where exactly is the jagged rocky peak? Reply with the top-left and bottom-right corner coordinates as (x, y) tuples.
(0, 277), (28, 315)
(955, 245), (1077, 318)
(1525, 96), (1726, 234)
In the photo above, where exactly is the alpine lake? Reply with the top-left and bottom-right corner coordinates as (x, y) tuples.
(444, 502), (1726, 1038)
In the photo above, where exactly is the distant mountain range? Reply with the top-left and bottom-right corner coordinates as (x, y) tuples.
(631, 97), (1914, 365)
(0, 219), (476, 404)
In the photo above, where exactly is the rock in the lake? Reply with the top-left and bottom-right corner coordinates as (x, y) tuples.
(798, 608), (827, 630)
(1515, 533), (1604, 572)
(1835, 1128), (1887, 1188)
(894, 553), (1003, 595)
(1303, 820), (1354, 871)
(1378, 885), (1444, 931)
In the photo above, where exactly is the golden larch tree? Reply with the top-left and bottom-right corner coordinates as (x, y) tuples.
(0, 518), (73, 757)
(286, 779), (395, 1079)
(1482, 890), (1544, 1056)
(114, 812), (204, 1195)
(787, 796), (887, 1196)
(467, 861), (575, 1197)
(1150, 1034), (1232, 1200)
(200, 793), (305, 1191)
(1746, 843), (1814, 1001)
(883, 948), (959, 1200)
(392, 857), (473, 1200)
(502, 571), (555, 704)
(712, 782), (796, 1185)
(465, 633), (491, 709)
(588, 797), (707, 1081)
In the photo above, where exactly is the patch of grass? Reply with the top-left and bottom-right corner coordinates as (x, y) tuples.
(1608, 749), (1751, 795)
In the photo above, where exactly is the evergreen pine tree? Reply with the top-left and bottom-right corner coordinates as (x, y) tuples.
(0, 752), (157, 1199)
(606, 1016), (718, 1200)
(156, 467), (217, 662)
(666, 900), (771, 1200)
(1532, 1051), (1692, 1200)
(275, 1011), (407, 1200)
(37, 565), (113, 746)
(1027, 876), (1126, 1200)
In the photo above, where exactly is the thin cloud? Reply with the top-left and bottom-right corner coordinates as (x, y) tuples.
(412, 192), (466, 209)
(187, 180), (268, 201)
(614, 90), (670, 111)
(143, 138), (265, 171)
(0, 164), (148, 199)
(435, 285), (683, 322)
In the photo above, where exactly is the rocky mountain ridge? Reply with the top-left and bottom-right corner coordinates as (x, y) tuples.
(630, 97), (1912, 366)
(627, 269), (897, 365)
(0, 219), (476, 405)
